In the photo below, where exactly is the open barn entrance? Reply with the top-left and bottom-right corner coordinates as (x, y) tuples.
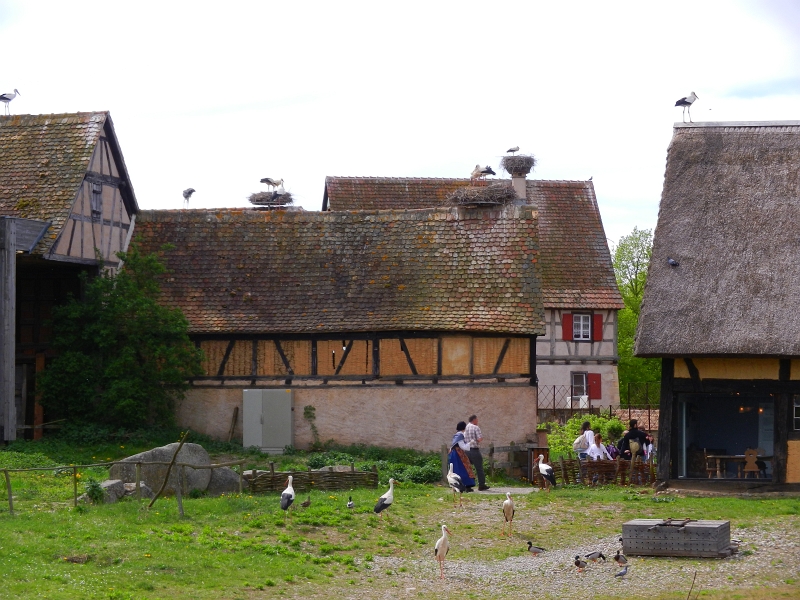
(676, 393), (774, 480)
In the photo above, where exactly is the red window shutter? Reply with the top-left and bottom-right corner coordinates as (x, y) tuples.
(592, 314), (604, 341)
(562, 313), (573, 341)
(587, 373), (602, 400)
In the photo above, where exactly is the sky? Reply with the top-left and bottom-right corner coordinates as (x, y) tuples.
(1, 0), (799, 245)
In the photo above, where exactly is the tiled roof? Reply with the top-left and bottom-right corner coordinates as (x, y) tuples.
(134, 207), (545, 336)
(325, 177), (623, 309)
(0, 112), (110, 253)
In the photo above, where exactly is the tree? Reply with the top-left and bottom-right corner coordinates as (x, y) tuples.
(37, 244), (203, 427)
(612, 227), (661, 401)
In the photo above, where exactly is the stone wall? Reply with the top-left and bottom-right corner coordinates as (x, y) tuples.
(176, 384), (538, 452)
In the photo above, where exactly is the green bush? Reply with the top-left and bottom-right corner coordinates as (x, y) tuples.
(84, 478), (106, 504)
(543, 413), (627, 460)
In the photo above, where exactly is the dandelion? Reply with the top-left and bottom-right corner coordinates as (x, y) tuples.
(76, 473), (81, 479)
(120, 445), (125, 449)
(144, 553), (151, 558)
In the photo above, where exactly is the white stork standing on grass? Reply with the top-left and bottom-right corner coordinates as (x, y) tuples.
(434, 525), (451, 579)
(446, 463), (466, 507)
(373, 478), (395, 520)
(675, 92), (698, 123)
(501, 492), (515, 537)
(536, 454), (556, 492)
(280, 475), (295, 520)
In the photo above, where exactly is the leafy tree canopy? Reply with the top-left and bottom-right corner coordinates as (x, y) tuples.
(612, 227), (661, 396)
(38, 244), (203, 428)
(543, 413), (626, 460)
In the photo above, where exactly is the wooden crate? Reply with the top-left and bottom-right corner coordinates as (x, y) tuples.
(622, 519), (736, 558)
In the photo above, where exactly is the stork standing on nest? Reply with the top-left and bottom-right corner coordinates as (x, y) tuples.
(0, 89), (20, 115)
(675, 92), (698, 123)
(506, 145), (519, 155)
(470, 164), (496, 185)
(182, 188), (195, 208)
(260, 177), (283, 190)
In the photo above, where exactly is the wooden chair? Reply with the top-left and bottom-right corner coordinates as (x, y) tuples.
(743, 448), (760, 478)
(703, 448), (716, 479)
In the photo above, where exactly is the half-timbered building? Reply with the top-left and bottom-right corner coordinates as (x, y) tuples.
(637, 121), (800, 489)
(134, 205), (544, 450)
(0, 112), (138, 440)
(323, 176), (624, 411)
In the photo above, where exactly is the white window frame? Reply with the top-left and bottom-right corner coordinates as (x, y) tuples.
(571, 372), (588, 397)
(573, 313), (591, 341)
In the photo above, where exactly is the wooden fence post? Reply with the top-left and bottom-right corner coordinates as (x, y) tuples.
(441, 445), (448, 482)
(489, 443), (495, 479)
(149, 430), (190, 508)
(269, 462), (275, 477)
(175, 466), (185, 518)
(3, 469), (12, 515)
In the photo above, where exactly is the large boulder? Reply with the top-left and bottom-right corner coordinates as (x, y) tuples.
(101, 479), (126, 503)
(109, 443), (212, 494)
(206, 467), (247, 497)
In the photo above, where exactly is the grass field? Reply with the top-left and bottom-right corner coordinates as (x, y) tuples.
(1, 438), (800, 599)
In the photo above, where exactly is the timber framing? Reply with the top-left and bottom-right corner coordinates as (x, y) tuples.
(190, 332), (537, 385)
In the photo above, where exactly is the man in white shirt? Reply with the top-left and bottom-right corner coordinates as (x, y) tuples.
(464, 415), (490, 491)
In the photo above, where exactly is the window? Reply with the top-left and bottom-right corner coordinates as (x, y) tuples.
(573, 314), (591, 341)
(571, 372), (587, 397)
(794, 395), (800, 430)
(91, 182), (103, 221)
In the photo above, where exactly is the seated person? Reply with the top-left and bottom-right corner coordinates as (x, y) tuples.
(587, 433), (612, 461)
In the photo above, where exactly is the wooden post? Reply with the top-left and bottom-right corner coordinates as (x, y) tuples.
(559, 456), (567, 485)
(135, 463), (141, 500)
(350, 462), (355, 473)
(33, 353), (45, 440)
(657, 358), (674, 483)
(3, 469), (13, 515)
(72, 466), (78, 507)
(0, 218), (16, 442)
(238, 462), (243, 494)
(489, 443), (495, 479)
(269, 461), (275, 477)
(175, 468), (184, 518)
(181, 464), (188, 495)
(441, 444), (448, 482)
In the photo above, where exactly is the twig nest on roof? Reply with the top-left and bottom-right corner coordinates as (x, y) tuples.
(501, 154), (537, 176)
(248, 191), (294, 207)
(447, 183), (517, 206)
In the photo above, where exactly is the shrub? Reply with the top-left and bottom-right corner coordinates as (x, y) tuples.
(544, 413), (627, 460)
(84, 478), (106, 504)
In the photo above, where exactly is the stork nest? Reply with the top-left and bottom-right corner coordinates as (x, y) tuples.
(446, 183), (517, 206)
(248, 191), (294, 207)
(501, 154), (537, 176)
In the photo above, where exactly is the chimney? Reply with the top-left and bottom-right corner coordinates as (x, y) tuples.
(500, 154), (536, 204)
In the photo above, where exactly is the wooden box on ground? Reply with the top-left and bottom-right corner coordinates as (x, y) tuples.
(622, 519), (736, 558)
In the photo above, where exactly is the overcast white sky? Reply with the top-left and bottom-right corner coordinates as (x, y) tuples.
(2, 1), (799, 244)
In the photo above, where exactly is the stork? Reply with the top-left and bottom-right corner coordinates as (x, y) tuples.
(446, 462), (466, 507)
(501, 492), (515, 537)
(434, 525), (451, 579)
(260, 177), (283, 190)
(469, 164), (496, 185)
(373, 478), (395, 520)
(675, 92), (698, 123)
(506, 145), (519, 155)
(526, 541), (545, 555)
(536, 454), (556, 492)
(182, 188), (195, 208)
(280, 475), (295, 520)
(0, 89), (20, 115)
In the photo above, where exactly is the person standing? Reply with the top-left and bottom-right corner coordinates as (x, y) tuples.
(448, 421), (476, 492)
(621, 419), (648, 461)
(465, 415), (490, 490)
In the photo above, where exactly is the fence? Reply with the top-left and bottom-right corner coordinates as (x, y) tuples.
(537, 384), (659, 432)
(247, 463), (379, 494)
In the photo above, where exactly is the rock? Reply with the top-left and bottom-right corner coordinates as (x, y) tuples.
(316, 465), (355, 473)
(123, 481), (155, 499)
(101, 479), (125, 503)
(206, 467), (247, 497)
(109, 443), (212, 494)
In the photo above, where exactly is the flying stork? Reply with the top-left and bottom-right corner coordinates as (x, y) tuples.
(675, 92), (698, 123)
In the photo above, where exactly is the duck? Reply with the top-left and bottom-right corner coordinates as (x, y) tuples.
(574, 555), (587, 572)
(526, 541), (545, 555)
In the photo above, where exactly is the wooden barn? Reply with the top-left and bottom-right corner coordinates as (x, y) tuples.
(134, 205), (544, 451)
(0, 112), (138, 440)
(637, 121), (800, 489)
(323, 175), (624, 411)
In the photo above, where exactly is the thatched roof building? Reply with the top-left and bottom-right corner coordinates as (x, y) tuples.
(636, 121), (800, 357)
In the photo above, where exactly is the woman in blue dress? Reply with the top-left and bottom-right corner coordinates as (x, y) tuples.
(448, 421), (476, 491)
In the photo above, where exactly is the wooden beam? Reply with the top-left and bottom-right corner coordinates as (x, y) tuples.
(67, 212), (132, 229)
(334, 340), (354, 375)
(492, 338), (511, 375)
(398, 338), (418, 375)
(311, 340), (317, 376)
(529, 335), (537, 386)
(251, 339), (258, 384)
(657, 358), (674, 482)
(776, 360), (791, 484)
(372, 335), (380, 378)
(84, 171), (124, 187)
(0, 218), (16, 441)
(216, 340), (236, 377)
(684, 358), (702, 392)
(274, 340), (294, 376)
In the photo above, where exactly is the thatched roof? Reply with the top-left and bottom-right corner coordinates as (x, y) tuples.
(636, 121), (800, 357)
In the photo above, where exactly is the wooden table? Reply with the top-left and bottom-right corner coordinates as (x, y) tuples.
(706, 454), (773, 479)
